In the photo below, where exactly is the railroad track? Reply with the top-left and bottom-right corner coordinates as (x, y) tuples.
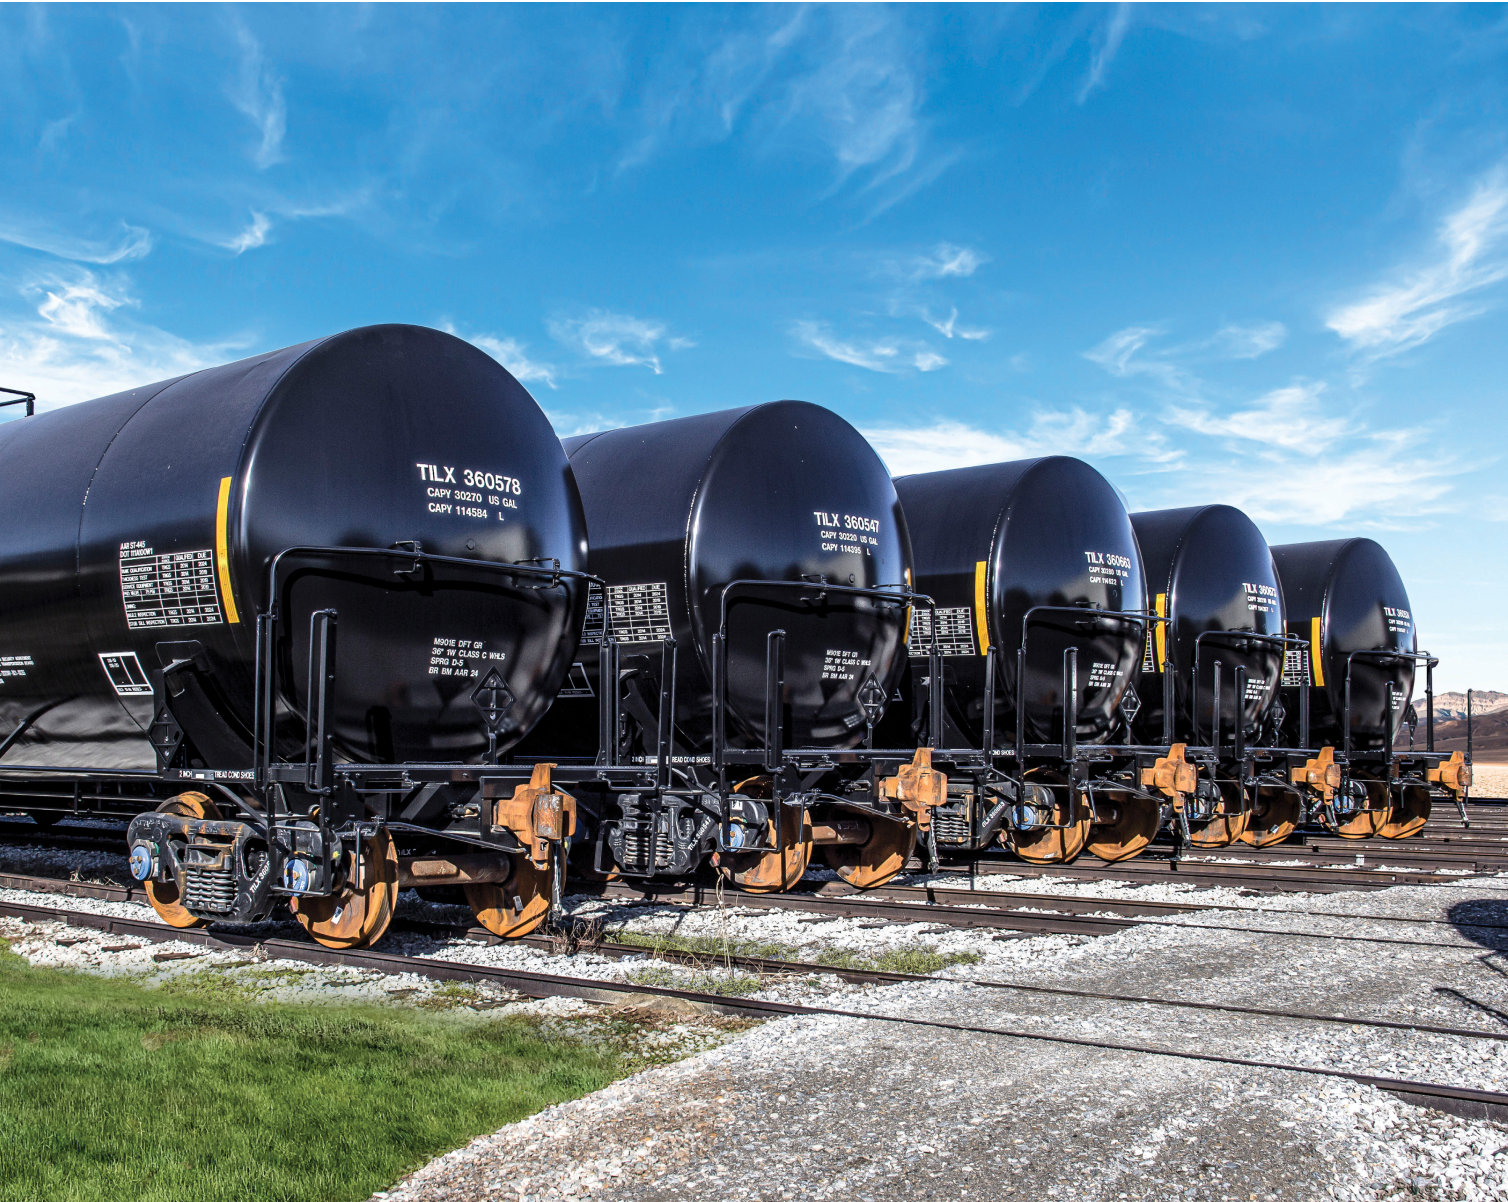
(586, 880), (1508, 952)
(6, 855), (1506, 953)
(816, 877), (1508, 933)
(1, 885), (1505, 1126)
(0, 829), (1493, 895)
(941, 853), (1500, 892)
(0, 873), (1497, 1036)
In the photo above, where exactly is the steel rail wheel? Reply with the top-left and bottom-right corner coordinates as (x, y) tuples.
(1376, 779), (1432, 841)
(1239, 783), (1301, 848)
(1006, 772), (1090, 865)
(1327, 776), (1385, 839)
(1185, 782), (1252, 849)
(467, 859), (551, 938)
(720, 804), (813, 893)
(145, 792), (223, 928)
(1329, 807), (1381, 840)
(293, 826), (400, 949)
(820, 812), (916, 889)
(1086, 790), (1162, 863)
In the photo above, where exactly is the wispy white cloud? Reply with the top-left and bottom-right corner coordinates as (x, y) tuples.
(895, 242), (986, 282)
(1078, 3), (1133, 103)
(1173, 428), (1456, 528)
(863, 406), (1157, 477)
(791, 320), (947, 373)
(919, 306), (990, 341)
(1083, 319), (1459, 527)
(1084, 324), (1190, 390)
(228, 25), (287, 170)
(194, 191), (368, 255)
(617, 7), (947, 211)
(0, 269), (244, 410)
(1084, 324), (1158, 376)
(1086, 320), (1285, 390)
(770, 8), (928, 198)
(34, 276), (129, 341)
(863, 419), (1028, 475)
(220, 212), (272, 255)
(548, 311), (687, 374)
(1165, 382), (1350, 453)
(0, 219), (153, 265)
(1327, 167), (1508, 356)
(38, 113), (77, 153)
(1206, 320), (1286, 359)
(460, 330), (558, 390)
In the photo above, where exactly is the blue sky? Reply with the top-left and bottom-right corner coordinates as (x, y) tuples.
(2, 4), (1506, 691)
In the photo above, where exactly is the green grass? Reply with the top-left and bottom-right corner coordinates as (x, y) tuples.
(622, 965), (765, 997)
(602, 928), (795, 962)
(602, 929), (982, 977)
(812, 947), (981, 975)
(0, 941), (624, 1202)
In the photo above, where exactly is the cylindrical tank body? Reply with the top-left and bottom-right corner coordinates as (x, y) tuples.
(891, 457), (1145, 746)
(533, 402), (911, 754)
(1129, 505), (1285, 746)
(0, 325), (587, 770)
(1270, 539), (1416, 751)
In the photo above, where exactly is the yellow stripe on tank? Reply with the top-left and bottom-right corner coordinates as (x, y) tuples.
(216, 476), (240, 624)
(1310, 615), (1324, 687)
(902, 567), (912, 646)
(974, 560), (991, 655)
(1154, 593), (1167, 670)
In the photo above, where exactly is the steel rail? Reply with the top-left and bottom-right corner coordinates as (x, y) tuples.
(580, 932), (1508, 1045)
(955, 847), (1507, 877)
(11, 866), (1508, 940)
(955, 857), (1486, 892)
(1, 894), (1504, 1125)
(834, 878), (1508, 932)
(586, 881), (1503, 952)
(3, 862), (1500, 953)
(4, 877), (1505, 1045)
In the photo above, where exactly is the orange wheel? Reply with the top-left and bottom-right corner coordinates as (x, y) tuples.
(144, 792), (222, 929)
(1330, 807), (1380, 839)
(1377, 781), (1431, 840)
(1186, 782), (1251, 849)
(1006, 772), (1090, 865)
(1239, 784), (1301, 848)
(820, 811), (916, 889)
(717, 804), (812, 893)
(466, 858), (551, 938)
(293, 827), (400, 949)
(1087, 790), (1162, 863)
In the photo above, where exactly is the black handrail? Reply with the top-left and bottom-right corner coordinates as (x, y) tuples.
(1013, 605), (1164, 774)
(711, 576), (936, 769)
(0, 387), (35, 418)
(254, 544), (603, 786)
(708, 575), (930, 861)
(1341, 648), (1439, 759)
(1190, 629), (1310, 750)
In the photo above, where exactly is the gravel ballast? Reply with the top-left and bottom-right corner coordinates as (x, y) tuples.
(2, 853), (1507, 1199)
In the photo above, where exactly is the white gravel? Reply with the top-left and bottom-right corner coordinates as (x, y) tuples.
(5, 851), (1508, 1200)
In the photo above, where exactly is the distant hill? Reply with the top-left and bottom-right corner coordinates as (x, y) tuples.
(1418, 691), (1508, 722)
(1395, 709), (1508, 763)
